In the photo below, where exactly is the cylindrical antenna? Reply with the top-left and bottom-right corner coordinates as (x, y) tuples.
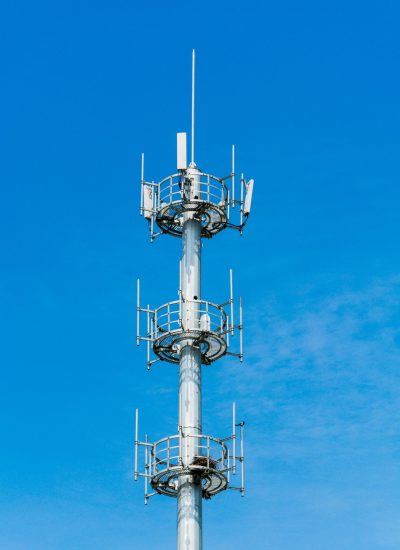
(150, 307), (154, 354)
(134, 408), (139, 480)
(191, 49), (195, 164)
(144, 433), (148, 504)
(232, 401), (236, 475)
(240, 422), (245, 496)
(240, 173), (244, 227)
(147, 303), (150, 370)
(232, 145), (235, 206)
(136, 279), (140, 346)
(226, 434), (230, 481)
(140, 153), (145, 215)
(150, 182), (155, 242)
(229, 269), (234, 335)
(239, 296), (243, 363)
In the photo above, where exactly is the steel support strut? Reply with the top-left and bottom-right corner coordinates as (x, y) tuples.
(177, 206), (203, 549)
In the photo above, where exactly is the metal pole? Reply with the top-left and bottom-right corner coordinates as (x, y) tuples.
(239, 296), (243, 363)
(240, 423), (245, 497)
(134, 408), (139, 480)
(231, 144), (235, 205)
(232, 402), (236, 475)
(229, 269), (234, 335)
(140, 153), (144, 215)
(136, 279), (140, 346)
(191, 49), (195, 165)
(177, 167), (202, 550)
(144, 433), (149, 505)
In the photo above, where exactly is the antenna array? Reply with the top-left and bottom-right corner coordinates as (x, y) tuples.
(135, 51), (254, 550)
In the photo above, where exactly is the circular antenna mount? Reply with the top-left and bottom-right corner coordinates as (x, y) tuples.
(149, 434), (230, 500)
(155, 173), (229, 238)
(154, 329), (227, 365)
(152, 299), (228, 365)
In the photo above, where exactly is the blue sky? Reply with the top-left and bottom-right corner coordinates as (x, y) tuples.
(1, 0), (400, 548)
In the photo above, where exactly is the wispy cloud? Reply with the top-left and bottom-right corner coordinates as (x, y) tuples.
(211, 276), (400, 461)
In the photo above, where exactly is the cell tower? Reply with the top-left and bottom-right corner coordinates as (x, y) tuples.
(135, 50), (254, 549)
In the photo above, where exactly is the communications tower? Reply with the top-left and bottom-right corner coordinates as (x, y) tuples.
(135, 51), (254, 549)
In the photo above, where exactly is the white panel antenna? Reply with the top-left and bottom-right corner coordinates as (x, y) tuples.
(177, 132), (187, 170)
(143, 184), (153, 220)
(243, 179), (254, 215)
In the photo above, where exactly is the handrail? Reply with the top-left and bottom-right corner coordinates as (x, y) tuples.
(150, 433), (229, 475)
(152, 299), (228, 338)
(157, 172), (229, 206)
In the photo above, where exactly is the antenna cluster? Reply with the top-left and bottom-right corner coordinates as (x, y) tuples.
(134, 51), (254, 549)
(140, 51), (254, 241)
(140, 147), (254, 240)
(136, 269), (243, 369)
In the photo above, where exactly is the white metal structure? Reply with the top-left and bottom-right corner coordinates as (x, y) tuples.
(135, 51), (254, 550)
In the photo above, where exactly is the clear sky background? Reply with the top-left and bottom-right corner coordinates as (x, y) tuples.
(1, 1), (400, 549)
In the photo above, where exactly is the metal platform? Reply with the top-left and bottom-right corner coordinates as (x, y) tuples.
(152, 299), (228, 365)
(135, 404), (245, 504)
(136, 272), (243, 369)
(140, 153), (253, 242)
(149, 434), (230, 499)
(155, 172), (229, 238)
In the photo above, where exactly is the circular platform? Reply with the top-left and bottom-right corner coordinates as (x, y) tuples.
(149, 435), (229, 500)
(152, 299), (228, 365)
(151, 463), (228, 499)
(155, 172), (229, 238)
(154, 329), (227, 365)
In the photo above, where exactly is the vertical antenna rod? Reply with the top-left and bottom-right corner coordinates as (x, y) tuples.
(191, 49), (195, 165)
(136, 279), (140, 346)
(134, 408), (139, 481)
(232, 145), (235, 205)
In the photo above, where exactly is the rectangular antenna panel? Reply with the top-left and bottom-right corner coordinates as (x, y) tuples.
(243, 179), (254, 215)
(143, 184), (153, 220)
(177, 132), (187, 170)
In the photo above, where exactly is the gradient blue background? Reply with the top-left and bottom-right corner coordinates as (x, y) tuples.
(1, 1), (400, 548)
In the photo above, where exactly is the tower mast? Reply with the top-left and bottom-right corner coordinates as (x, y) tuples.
(135, 51), (254, 549)
(177, 52), (203, 545)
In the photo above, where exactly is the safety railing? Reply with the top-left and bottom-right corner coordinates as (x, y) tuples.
(134, 404), (245, 503)
(139, 149), (254, 240)
(136, 271), (244, 368)
(150, 433), (228, 475)
(157, 172), (229, 210)
(152, 298), (228, 338)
